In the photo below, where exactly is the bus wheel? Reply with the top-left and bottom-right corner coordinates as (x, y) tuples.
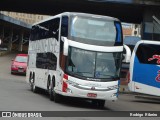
(49, 78), (54, 101)
(49, 79), (61, 103)
(29, 74), (33, 91)
(53, 91), (61, 103)
(30, 74), (38, 93)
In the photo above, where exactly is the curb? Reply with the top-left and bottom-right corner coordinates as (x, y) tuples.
(135, 95), (160, 101)
(0, 51), (10, 56)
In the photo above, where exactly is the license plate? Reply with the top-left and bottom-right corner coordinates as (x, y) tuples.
(18, 69), (23, 72)
(87, 93), (97, 98)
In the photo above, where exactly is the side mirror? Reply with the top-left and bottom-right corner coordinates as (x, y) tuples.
(62, 37), (69, 56)
(123, 44), (131, 63)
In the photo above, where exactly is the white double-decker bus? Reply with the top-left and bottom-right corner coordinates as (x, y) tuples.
(26, 12), (129, 108)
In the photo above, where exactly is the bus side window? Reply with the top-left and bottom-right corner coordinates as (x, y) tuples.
(49, 18), (60, 40)
(30, 26), (39, 41)
(61, 16), (68, 37)
(60, 39), (66, 71)
(59, 16), (68, 70)
(47, 52), (57, 70)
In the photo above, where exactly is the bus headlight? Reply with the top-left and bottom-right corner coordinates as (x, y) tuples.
(66, 88), (72, 93)
(108, 85), (118, 90)
(66, 80), (79, 87)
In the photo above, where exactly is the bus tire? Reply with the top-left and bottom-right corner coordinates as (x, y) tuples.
(49, 77), (54, 101)
(29, 73), (33, 91)
(54, 91), (61, 103)
(49, 78), (61, 103)
(30, 73), (38, 93)
(32, 83), (39, 93)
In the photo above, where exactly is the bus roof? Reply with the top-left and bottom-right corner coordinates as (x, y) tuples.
(33, 12), (120, 26)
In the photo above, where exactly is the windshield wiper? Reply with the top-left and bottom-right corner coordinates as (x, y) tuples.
(76, 72), (93, 74)
(96, 74), (117, 79)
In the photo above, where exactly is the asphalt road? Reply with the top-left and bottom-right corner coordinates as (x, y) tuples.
(0, 53), (160, 119)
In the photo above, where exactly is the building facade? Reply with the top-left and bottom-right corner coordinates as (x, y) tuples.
(0, 11), (49, 25)
(122, 23), (141, 37)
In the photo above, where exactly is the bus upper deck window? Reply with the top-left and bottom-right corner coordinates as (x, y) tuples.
(115, 22), (122, 43)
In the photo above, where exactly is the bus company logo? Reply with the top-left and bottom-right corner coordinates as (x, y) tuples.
(155, 70), (160, 82)
(91, 86), (95, 90)
(148, 55), (160, 64)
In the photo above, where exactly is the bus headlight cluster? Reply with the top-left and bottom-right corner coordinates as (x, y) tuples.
(66, 80), (79, 87)
(111, 93), (118, 98)
(108, 85), (118, 90)
(66, 88), (72, 93)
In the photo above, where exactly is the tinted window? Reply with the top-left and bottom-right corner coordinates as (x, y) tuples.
(36, 52), (57, 70)
(136, 44), (160, 65)
(69, 16), (122, 46)
(59, 16), (68, 70)
(30, 18), (60, 41)
(61, 16), (68, 37)
(47, 52), (57, 70)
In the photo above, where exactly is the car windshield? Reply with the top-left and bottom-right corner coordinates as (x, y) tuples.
(66, 47), (122, 81)
(15, 56), (27, 63)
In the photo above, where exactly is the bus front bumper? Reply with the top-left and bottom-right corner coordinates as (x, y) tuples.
(55, 85), (118, 101)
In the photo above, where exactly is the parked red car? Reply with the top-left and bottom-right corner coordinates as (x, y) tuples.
(11, 54), (28, 75)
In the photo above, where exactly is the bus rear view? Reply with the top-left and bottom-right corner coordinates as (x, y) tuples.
(128, 40), (160, 96)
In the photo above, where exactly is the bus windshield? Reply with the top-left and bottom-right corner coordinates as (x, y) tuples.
(69, 16), (122, 46)
(66, 47), (122, 81)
